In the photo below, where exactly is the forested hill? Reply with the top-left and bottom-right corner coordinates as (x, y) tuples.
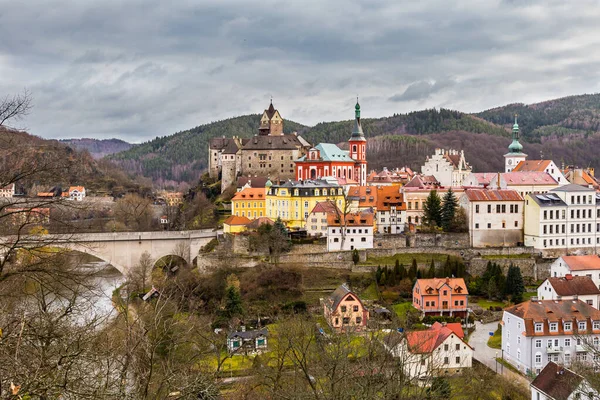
(1, 128), (149, 196)
(108, 109), (510, 186)
(60, 138), (132, 159)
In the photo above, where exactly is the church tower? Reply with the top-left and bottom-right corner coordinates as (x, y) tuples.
(504, 114), (527, 172)
(258, 100), (284, 136)
(349, 99), (367, 185)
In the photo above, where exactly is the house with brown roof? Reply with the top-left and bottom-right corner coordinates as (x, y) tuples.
(323, 284), (369, 332)
(530, 361), (598, 400)
(459, 189), (524, 247)
(563, 166), (599, 190)
(513, 159), (566, 185)
(375, 186), (406, 234)
(421, 148), (472, 187)
(327, 210), (374, 251)
(501, 299), (600, 374)
(412, 278), (469, 318)
(537, 275), (600, 309)
(550, 255), (600, 289)
(383, 321), (473, 379)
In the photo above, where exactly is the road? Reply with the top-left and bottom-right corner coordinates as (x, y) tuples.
(469, 321), (531, 389)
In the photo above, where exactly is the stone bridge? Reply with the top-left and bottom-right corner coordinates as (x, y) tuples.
(1, 229), (219, 275)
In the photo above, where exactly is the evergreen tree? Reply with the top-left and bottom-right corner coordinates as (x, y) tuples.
(505, 264), (525, 302)
(416, 269), (423, 279)
(224, 285), (244, 319)
(427, 377), (451, 399)
(352, 249), (360, 265)
(376, 265), (382, 284)
(427, 259), (435, 278)
(409, 258), (418, 280)
(394, 259), (401, 278)
(398, 263), (407, 280)
(423, 190), (442, 227)
(380, 271), (387, 286)
(441, 188), (458, 232)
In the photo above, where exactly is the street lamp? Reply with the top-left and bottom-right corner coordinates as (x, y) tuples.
(495, 351), (498, 373)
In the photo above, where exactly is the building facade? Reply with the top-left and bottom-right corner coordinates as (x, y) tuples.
(323, 284), (369, 332)
(421, 149), (472, 187)
(375, 186), (406, 234)
(327, 211), (374, 251)
(306, 201), (339, 237)
(412, 278), (469, 318)
(530, 362), (598, 400)
(0, 183), (15, 198)
(550, 255), (600, 288)
(513, 159), (566, 185)
(295, 101), (367, 185)
(266, 179), (345, 230)
(537, 276), (600, 309)
(523, 184), (600, 251)
(501, 299), (600, 375)
(231, 187), (266, 219)
(459, 189), (524, 248)
(208, 102), (311, 191)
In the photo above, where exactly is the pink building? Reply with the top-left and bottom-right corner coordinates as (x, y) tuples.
(413, 278), (469, 318)
(324, 284), (369, 332)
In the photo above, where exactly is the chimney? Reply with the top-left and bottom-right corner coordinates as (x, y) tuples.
(565, 274), (573, 281)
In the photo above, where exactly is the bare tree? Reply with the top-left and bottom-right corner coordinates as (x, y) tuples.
(0, 90), (32, 128)
(114, 193), (153, 231)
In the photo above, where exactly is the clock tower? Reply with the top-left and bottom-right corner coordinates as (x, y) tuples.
(504, 115), (527, 172)
(349, 100), (367, 185)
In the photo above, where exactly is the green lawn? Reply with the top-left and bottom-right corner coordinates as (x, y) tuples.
(487, 324), (502, 349)
(473, 298), (506, 309)
(391, 302), (415, 317)
(360, 282), (380, 301)
(522, 291), (537, 301)
(361, 253), (462, 267)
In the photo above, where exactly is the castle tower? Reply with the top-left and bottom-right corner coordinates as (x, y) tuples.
(349, 99), (367, 185)
(258, 100), (284, 136)
(504, 114), (527, 172)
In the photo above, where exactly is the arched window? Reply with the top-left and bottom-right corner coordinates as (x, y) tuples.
(352, 145), (357, 153)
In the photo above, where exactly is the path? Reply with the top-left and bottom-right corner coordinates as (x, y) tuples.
(469, 321), (530, 389)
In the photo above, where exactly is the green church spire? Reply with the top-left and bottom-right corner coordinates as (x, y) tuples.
(351, 97), (365, 141)
(355, 97), (360, 119)
(508, 113), (523, 153)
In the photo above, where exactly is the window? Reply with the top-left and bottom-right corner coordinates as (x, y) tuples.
(341, 306), (347, 312)
(517, 336), (521, 344)
(475, 223), (479, 229)
(475, 205), (479, 213)
(444, 357), (449, 365)
(535, 339), (542, 348)
(356, 316), (362, 324)
(550, 322), (558, 332)
(487, 223), (491, 229)
(579, 321), (587, 331)
(342, 317), (350, 324)
(564, 322), (572, 331)
(535, 323), (543, 332)
(565, 338), (571, 347)
(455, 356), (460, 364)
(456, 344), (460, 351)
(594, 321), (600, 330)
(487, 204), (491, 213)
(565, 353), (571, 363)
(444, 344), (449, 351)
(517, 349), (521, 361)
(353, 305), (359, 312)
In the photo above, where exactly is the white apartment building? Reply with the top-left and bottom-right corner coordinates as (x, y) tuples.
(459, 189), (524, 248)
(502, 299), (600, 375)
(384, 322), (473, 380)
(327, 211), (374, 251)
(537, 276), (600, 309)
(524, 184), (600, 251)
(550, 255), (600, 288)
(421, 149), (472, 187)
(375, 186), (406, 234)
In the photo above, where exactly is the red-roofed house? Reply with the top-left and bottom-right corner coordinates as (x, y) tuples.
(375, 186), (406, 234)
(550, 255), (600, 289)
(384, 322), (473, 379)
(327, 211), (374, 251)
(412, 278), (469, 318)
(306, 200), (340, 237)
(223, 215), (251, 234)
(488, 171), (558, 199)
(459, 189), (524, 247)
(531, 362), (598, 400)
(513, 159), (566, 185)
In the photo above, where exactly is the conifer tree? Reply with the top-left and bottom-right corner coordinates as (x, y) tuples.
(398, 263), (407, 280)
(409, 258), (418, 280)
(441, 188), (458, 232)
(427, 259), (435, 278)
(505, 263), (525, 302)
(423, 190), (442, 227)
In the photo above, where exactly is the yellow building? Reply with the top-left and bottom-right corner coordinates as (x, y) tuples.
(266, 180), (345, 229)
(231, 188), (266, 219)
(223, 215), (251, 234)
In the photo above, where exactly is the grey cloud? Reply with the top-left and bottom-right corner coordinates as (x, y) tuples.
(1, 0), (600, 141)
(389, 78), (457, 102)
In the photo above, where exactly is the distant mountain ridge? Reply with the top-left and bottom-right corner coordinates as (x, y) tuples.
(61, 138), (132, 158)
(106, 93), (600, 186)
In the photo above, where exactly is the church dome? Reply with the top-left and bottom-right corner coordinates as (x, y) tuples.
(508, 138), (523, 153)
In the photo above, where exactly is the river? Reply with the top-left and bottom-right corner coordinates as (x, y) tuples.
(78, 258), (125, 320)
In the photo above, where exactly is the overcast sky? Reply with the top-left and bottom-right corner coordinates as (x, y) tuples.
(2, 0), (600, 142)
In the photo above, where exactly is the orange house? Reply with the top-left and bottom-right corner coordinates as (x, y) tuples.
(412, 278), (469, 318)
(323, 284), (369, 333)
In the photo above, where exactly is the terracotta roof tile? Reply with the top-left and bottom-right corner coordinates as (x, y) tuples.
(513, 160), (552, 173)
(502, 171), (557, 185)
(232, 188), (266, 201)
(463, 189), (523, 202)
(544, 276), (600, 296)
(561, 255), (600, 271)
(223, 215), (251, 226)
(414, 278), (468, 295)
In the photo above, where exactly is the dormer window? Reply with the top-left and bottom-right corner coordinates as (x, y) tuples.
(549, 322), (558, 332)
(593, 321), (600, 330)
(534, 323), (543, 332)
(564, 322), (572, 331)
(578, 321), (587, 331)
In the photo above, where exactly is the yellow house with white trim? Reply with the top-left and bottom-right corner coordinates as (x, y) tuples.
(231, 188), (266, 219)
(266, 180), (345, 229)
